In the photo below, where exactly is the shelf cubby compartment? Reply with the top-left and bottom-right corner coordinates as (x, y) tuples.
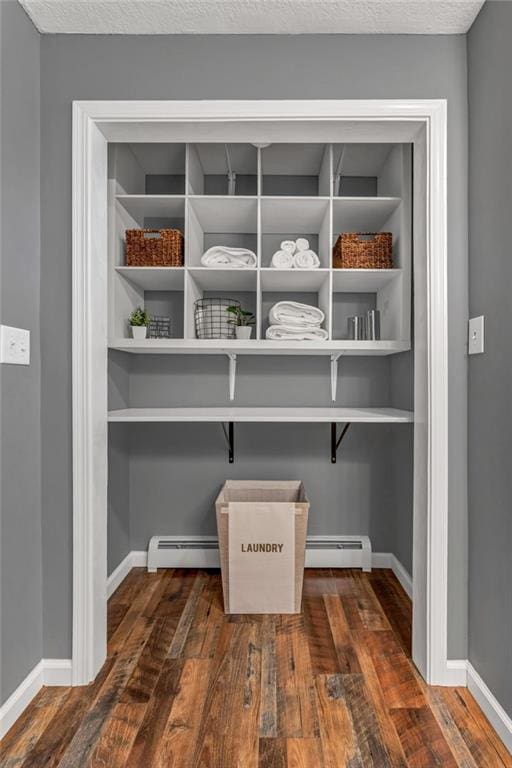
(332, 143), (408, 198)
(261, 285), (331, 340)
(260, 197), (330, 268)
(187, 143), (258, 196)
(261, 143), (331, 197)
(331, 270), (405, 342)
(184, 268), (258, 341)
(112, 269), (185, 340)
(115, 195), (185, 228)
(109, 143), (186, 195)
(332, 197), (401, 234)
(186, 196), (258, 267)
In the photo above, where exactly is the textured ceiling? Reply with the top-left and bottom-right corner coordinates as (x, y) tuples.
(20, 0), (485, 35)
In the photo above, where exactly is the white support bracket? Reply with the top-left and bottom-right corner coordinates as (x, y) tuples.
(227, 353), (237, 401)
(330, 353), (342, 401)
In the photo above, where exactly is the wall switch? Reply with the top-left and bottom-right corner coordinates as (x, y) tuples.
(468, 316), (485, 355)
(0, 325), (30, 365)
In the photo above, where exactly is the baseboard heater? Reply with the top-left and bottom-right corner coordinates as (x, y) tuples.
(147, 535), (371, 572)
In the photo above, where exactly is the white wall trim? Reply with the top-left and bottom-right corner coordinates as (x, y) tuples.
(110, 548), (411, 598)
(467, 662), (512, 755)
(42, 659), (73, 687)
(444, 658), (469, 687)
(107, 551), (148, 597)
(0, 659), (73, 739)
(72, 98), (449, 687)
(0, 661), (43, 739)
(372, 552), (413, 599)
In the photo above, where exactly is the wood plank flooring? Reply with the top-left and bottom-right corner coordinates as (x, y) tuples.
(1, 568), (510, 767)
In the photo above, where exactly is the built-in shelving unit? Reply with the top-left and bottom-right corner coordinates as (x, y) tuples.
(108, 141), (411, 352)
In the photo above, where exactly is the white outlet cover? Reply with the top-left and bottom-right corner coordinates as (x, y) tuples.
(468, 315), (484, 355)
(0, 325), (30, 365)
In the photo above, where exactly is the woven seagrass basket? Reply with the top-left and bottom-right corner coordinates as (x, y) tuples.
(125, 228), (184, 267)
(333, 232), (392, 269)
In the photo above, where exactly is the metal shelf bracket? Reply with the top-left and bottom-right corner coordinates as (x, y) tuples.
(330, 353), (343, 401)
(221, 422), (234, 463)
(331, 422), (351, 463)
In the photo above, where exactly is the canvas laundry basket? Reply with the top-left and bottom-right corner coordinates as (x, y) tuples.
(215, 480), (309, 614)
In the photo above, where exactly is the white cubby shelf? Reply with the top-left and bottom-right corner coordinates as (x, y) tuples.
(108, 141), (411, 353)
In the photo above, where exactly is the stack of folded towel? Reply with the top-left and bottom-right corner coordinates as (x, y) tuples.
(266, 301), (328, 341)
(271, 239), (320, 270)
(201, 246), (257, 268)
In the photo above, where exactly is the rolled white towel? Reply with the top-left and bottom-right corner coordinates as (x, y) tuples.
(266, 324), (329, 341)
(295, 238), (310, 252)
(201, 246), (257, 268)
(271, 250), (294, 269)
(293, 250), (320, 269)
(280, 240), (296, 254)
(269, 301), (325, 328)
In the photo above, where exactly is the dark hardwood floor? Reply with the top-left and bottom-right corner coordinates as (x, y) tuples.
(1, 568), (511, 767)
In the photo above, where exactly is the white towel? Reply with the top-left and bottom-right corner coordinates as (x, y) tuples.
(280, 240), (296, 254)
(269, 301), (325, 328)
(201, 246), (257, 268)
(295, 238), (310, 252)
(293, 250), (320, 269)
(271, 250), (294, 269)
(266, 324), (329, 341)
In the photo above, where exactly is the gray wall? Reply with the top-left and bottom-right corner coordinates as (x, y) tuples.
(468, 1), (512, 717)
(122, 354), (405, 560)
(40, 33), (469, 659)
(0, 1), (42, 704)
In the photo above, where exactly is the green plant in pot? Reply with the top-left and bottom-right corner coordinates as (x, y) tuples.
(227, 305), (255, 340)
(129, 306), (150, 340)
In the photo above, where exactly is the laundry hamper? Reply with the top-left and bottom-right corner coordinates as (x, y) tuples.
(216, 480), (309, 614)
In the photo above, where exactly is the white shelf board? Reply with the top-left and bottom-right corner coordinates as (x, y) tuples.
(116, 195), (185, 224)
(332, 268), (401, 293)
(332, 197), (401, 232)
(188, 267), (257, 291)
(188, 196), (257, 233)
(261, 197), (329, 233)
(115, 266), (185, 291)
(108, 339), (410, 356)
(108, 406), (414, 424)
(260, 268), (329, 292)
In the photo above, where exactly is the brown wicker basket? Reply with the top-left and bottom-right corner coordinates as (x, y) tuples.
(125, 228), (184, 267)
(333, 232), (393, 269)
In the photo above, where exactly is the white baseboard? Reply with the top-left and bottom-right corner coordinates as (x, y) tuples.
(467, 662), (512, 755)
(442, 660), (512, 754)
(107, 550), (148, 598)
(42, 658), (73, 687)
(372, 552), (413, 599)
(445, 659), (469, 687)
(0, 658), (72, 739)
(109, 548), (411, 599)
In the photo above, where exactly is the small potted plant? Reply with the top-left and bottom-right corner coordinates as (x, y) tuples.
(227, 305), (255, 340)
(129, 306), (150, 339)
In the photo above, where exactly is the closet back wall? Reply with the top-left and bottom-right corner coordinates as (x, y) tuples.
(40, 33), (468, 660)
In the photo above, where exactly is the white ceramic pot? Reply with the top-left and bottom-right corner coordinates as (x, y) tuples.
(131, 325), (147, 340)
(235, 326), (252, 340)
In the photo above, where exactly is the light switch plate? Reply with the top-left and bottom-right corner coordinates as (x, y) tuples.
(468, 316), (484, 355)
(0, 325), (30, 365)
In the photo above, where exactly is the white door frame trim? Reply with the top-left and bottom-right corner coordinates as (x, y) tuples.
(72, 99), (448, 686)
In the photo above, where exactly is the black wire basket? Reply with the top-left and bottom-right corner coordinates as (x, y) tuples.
(194, 298), (240, 340)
